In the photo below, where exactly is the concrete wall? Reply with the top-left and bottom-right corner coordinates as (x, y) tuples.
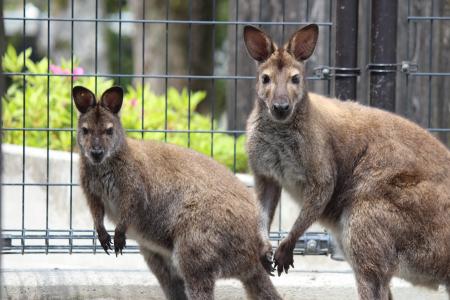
(2, 143), (315, 233)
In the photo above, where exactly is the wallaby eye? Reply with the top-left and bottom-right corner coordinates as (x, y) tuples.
(261, 74), (270, 84)
(81, 127), (89, 135)
(105, 127), (113, 135)
(291, 74), (300, 84)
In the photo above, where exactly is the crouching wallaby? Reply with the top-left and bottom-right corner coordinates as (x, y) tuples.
(72, 86), (282, 300)
(244, 24), (450, 299)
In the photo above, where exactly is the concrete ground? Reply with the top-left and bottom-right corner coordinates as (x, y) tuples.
(2, 254), (448, 300)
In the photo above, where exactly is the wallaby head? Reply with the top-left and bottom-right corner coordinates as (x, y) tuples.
(72, 86), (125, 165)
(244, 24), (318, 122)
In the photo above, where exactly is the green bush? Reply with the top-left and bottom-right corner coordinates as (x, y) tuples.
(2, 45), (248, 172)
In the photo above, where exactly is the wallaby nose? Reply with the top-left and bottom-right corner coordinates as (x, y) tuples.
(90, 149), (104, 161)
(272, 102), (290, 113)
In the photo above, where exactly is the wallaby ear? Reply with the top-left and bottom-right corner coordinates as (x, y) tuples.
(73, 86), (96, 114)
(243, 25), (276, 62)
(100, 86), (123, 114)
(286, 24), (318, 61)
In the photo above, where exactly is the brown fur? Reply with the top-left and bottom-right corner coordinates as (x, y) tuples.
(244, 25), (450, 300)
(72, 86), (281, 300)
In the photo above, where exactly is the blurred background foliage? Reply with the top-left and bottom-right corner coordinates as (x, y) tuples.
(0, 0), (252, 172)
(2, 45), (247, 172)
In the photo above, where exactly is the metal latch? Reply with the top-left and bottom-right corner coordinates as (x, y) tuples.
(400, 61), (418, 74)
(314, 66), (360, 79)
(366, 61), (418, 74)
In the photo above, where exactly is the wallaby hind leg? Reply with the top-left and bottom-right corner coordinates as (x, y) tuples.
(183, 277), (215, 300)
(241, 266), (282, 300)
(354, 272), (391, 300)
(342, 200), (398, 300)
(141, 248), (188, 300)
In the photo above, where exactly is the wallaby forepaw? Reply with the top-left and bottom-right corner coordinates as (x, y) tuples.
(260, 242), (275, 276)
(261, 251), (276, 276)
(274, 240), (295, 276)
(113, 230), (126, 257)
(98, 231), (112, 255)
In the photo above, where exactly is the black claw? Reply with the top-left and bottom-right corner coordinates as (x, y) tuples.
(98, 233), (112, 255)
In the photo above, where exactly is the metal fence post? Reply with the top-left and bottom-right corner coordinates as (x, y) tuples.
(0, 0), (4, 275)
(335, 0), (359, 101)
(369, 0), (398, 111)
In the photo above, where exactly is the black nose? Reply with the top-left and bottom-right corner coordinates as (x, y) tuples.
(90, 149), (104, 160)
(272, 102), (290, 112)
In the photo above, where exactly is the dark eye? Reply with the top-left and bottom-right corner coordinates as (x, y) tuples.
(81, 127), (88, 135)
(105, 127), (113, 135)
(291, 74), (300, 84)
(262, 74), (270, 84)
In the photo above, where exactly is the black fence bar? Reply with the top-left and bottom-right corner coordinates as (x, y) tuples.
(0, 0), (4, 99)
(335, 0), (359, 100)
(0, 0), (3, 279)
(369, 0), (398, 111)
(1, 230), (336, 257)
(1, 17), (333, 26)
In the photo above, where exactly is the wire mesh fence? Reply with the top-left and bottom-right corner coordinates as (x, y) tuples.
(400, 0), (450, 140)
(0, 0), (334, 255)
(1, 0), (449, 255)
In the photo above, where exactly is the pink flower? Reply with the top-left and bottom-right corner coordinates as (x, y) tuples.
(50, 64), (84, 79)
(73, 67), (84, 79)
(50, 64), (64, 75)
(130, 98), (138, 107)
(73, 67), (84, 75)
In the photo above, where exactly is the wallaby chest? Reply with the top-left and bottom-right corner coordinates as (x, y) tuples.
(248, 125), (307, 187)
(89, 169), (121, 218)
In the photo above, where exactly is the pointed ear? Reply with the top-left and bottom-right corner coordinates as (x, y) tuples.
(243, 25), (276, 62)
(286, 24), (318, 61)
(100, 86), (123, 114)
(72, 86), (96, 114)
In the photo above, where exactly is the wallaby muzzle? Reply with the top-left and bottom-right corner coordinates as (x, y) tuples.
(271, 98), (291, 121)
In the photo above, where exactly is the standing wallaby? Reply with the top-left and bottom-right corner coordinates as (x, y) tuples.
(72, 86), (281, 300)
(244, 24), (450, 300)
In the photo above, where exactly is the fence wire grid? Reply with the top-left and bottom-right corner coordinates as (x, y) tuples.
(1, 0), (449, 255)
